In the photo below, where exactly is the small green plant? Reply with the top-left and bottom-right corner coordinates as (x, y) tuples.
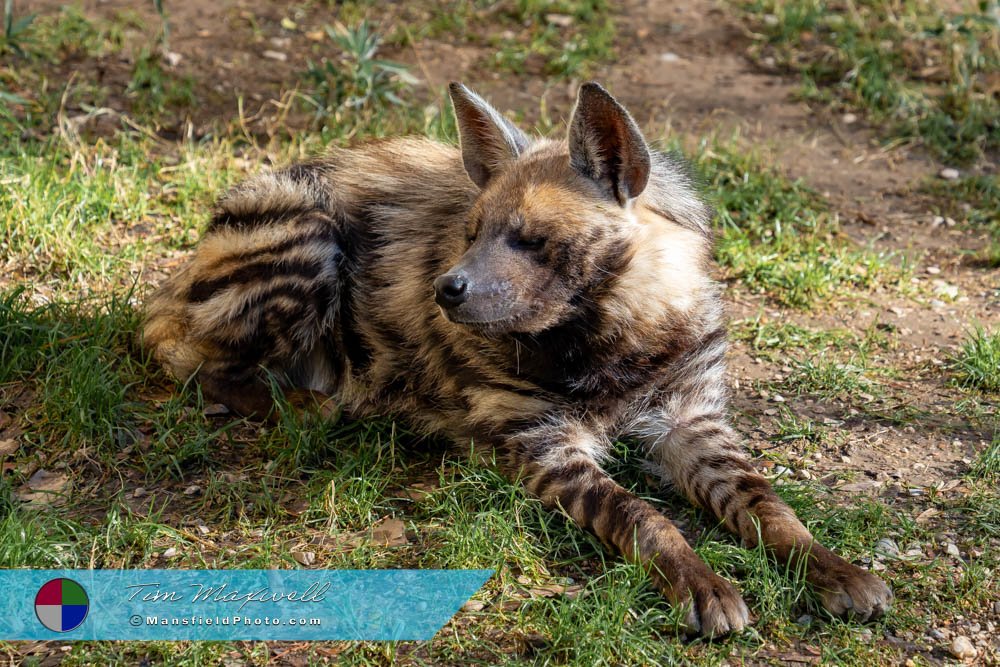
(1, 0), (35, 57)
(126, 47), (195, 116)
(970, 432), (1000, 480)
(774, 408), (823, 443)
(301, 20), (418, 124)
(951, 327), (1000, 392)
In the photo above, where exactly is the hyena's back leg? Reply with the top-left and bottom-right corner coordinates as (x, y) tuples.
(143, 192), (344, 418)
(631, 391), (893, 621)
(501, 421), (749, 636)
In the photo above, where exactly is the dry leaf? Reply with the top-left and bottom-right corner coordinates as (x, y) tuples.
(527, 584), (567, 598)
(369, 518), (408, 546)
(292, 551), (316, 566)
(461, 599), (486, 612)
(915, 508), (940, 524)
(935, 479), (962, 493)
(17, 469), (71, 506)
(837, 480), (881, 492)
(203, 403), (230, 416)
(284, 497), (310, 516)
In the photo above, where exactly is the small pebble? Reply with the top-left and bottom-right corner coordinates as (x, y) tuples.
(925, 266), (941, 275)
(462, 599), (486, 612)
(939, 167), (960, 180)
(945, 542), (960, 557)
(163, 547), (178, 559)
(929, 627), (948, 640)
(948, 636), (976, 660)
(545, 12), (574, 26)
(842, 113), (858, 124)
(183, 484), (201, 496)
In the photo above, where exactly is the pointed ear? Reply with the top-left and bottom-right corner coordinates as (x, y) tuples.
(568, 82), (651, 205)
(449, 82), (530, 189)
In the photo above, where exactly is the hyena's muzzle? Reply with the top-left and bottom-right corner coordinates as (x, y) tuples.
(434, 239), (524, 325)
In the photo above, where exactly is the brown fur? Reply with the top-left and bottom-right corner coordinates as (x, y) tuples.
(143, 82), (891, 636)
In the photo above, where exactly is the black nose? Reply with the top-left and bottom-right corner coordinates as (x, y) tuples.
(434, 273), (469, 308)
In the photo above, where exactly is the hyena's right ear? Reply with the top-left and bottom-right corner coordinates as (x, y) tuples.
(568, 82), (651, 206)
(449, 82), (530, 189)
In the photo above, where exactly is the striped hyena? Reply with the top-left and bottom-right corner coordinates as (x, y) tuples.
(144, 82), (892, 636)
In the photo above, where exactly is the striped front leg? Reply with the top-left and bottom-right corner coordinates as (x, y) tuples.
(632, 397), (893, 621)
(501, 421), (749, 637)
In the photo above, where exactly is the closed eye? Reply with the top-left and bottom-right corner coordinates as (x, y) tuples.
(512, 236), (546, 250)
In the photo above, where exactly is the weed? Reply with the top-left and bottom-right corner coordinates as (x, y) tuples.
(773, 408), (824, 443)
(301, 20), (418, 131)
(951, 326), (1000, 392)
(1, 0), (34, 57)
(970, 431), (1000, 481)
(126, 47), (195, 116)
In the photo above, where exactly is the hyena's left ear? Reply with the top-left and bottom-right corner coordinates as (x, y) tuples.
(449, 82), (530, 189)
(568, 82), (651, 206)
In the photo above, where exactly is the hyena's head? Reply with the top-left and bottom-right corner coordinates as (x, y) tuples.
(434, 82), (710, 335)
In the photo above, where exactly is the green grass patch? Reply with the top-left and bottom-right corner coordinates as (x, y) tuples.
(735, 0), (1000, 164)
(689, 138), (905, 307)
(951, 326), (1000, 392)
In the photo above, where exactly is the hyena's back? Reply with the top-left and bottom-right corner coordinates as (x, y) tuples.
(143, 138), (477, 419)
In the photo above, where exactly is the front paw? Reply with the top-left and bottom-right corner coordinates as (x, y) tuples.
(809, 547), (893, 621)
(665, 567), (750, 638)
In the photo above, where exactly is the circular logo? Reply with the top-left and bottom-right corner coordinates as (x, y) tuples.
(35, 578), (89, 632)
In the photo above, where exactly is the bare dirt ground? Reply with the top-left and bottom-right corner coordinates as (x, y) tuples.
(8, 0), (999, 663)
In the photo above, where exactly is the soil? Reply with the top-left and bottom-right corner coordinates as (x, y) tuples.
(9, 0), (1000, 662)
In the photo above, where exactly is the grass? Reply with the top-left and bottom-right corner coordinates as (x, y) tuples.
(689, 137), (906, 308)
(951, 326), (1000, 393)
(736, 0), (1000, 164)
